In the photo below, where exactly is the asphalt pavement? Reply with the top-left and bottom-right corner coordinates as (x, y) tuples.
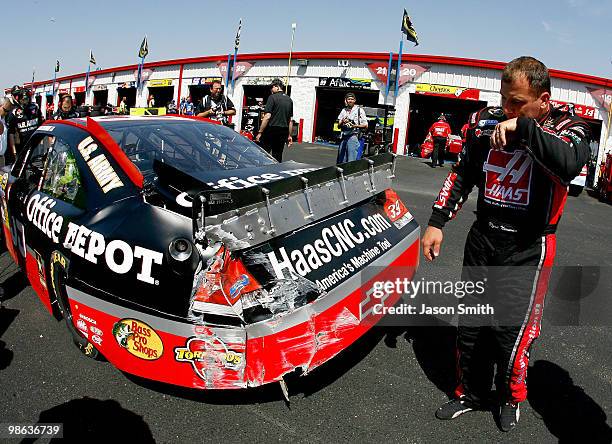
(1, 143), (611, 443)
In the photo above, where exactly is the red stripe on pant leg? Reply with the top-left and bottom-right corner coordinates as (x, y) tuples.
(507, 235), (556, 403)
(454, 345), (465, 398)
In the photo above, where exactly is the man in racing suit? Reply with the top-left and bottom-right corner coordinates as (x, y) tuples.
(427, 115), (451, 167)
(421, 57), (591, 431)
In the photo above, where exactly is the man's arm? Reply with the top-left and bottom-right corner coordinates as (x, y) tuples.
(255, 113), (272, 142)
(6, 114), (17, 158)
(287, 119), (293, 147)
(225, 97), (236, 116)
(492, 117), (591, 184)
(422, 121), (478, 261)
(518, 117), (590, 184)
(196, 108), (214, 118)
(357, 108), (368, 129)
(8, 134), (16, 158)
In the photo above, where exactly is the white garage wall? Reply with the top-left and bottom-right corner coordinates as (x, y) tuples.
(38, 54), (609, 168)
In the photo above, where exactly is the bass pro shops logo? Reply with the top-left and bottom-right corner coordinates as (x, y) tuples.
(483, 150), (533, 207)
(113, 319), (164, 360)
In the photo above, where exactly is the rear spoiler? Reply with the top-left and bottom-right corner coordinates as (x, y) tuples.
(192, 153), (398, 249)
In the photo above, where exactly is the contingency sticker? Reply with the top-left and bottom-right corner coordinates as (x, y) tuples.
(77, 136), (124, 193)
(113, 318), (164, 360)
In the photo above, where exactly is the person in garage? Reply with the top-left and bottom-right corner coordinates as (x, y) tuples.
(255, 78), (293, 162)
(421, 56), (591, 432)
(53, 94), (79, 120)
(336, 92), (368, 163)
(427, 114), (451, 167)
(195, 80), (236, 126)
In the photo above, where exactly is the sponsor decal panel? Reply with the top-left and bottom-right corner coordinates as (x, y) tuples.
(415, 84), (480, 100)
(77, 319), (88, 333)
(113, 319), (164, 360)
(91, 334), (103, 345)
(489, 108), (504, 117)
(174, 168), (320, 208)
(26, 193), (163, 285)
(205, 168), (318, 191)
(318, 77), (371, 89)
(33, 250), (47, 288)
(475, 128), (495, 138)
(174, 336), (246, 384)
(77, 136), (124, 193)
(483, 150), (533, 207)
(478, 119), (499, 127)
(246, 191), (415, 293)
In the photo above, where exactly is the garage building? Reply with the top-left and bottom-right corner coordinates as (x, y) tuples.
(23, 51), (612, 184)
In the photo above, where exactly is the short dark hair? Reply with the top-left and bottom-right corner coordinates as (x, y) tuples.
(502, 56), (551, 96)
(270, 78), (285, 90)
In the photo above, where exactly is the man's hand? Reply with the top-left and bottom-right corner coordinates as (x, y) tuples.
(287, 135), (293, 147)
(421, 226), (444, 262)
(255, 133), (262, 142)
(490, 118), (518, 150)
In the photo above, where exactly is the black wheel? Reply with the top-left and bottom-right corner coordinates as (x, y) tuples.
(50, 251), (103, 360)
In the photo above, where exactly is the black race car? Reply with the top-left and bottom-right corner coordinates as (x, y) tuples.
(0, 116), (419, 390)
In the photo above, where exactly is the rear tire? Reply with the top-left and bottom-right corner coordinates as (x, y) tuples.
(50, 251), (103, 360)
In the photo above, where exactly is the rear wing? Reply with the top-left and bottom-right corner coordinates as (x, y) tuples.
(193, 153), (398, 250)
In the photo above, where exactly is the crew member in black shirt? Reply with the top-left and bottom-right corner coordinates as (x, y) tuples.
(195, 80), (236, 126)
(5, 85), (43, 165)
(255, 78), (293, 162)
(53, 94), (80, 120)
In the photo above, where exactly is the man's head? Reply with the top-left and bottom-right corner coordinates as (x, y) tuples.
(345, 92), (356, 107)
(501, 56), (551, 120)
(270, 78), (285, 93)
(0, 97), (14, 117)
(210, 81), (223, 99)
(10, 85), (31, 107)
(438, 114), (446, 121)
(60, 94), (73, 112)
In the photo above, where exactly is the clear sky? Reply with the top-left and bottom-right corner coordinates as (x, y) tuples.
(3, 0), (611, 90)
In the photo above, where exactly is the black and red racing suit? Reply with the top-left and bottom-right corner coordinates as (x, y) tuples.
(428, 105), (591, 404)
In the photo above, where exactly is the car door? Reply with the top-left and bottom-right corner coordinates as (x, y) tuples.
(4, 134), (50, 268)
(6, 133), (87, 313)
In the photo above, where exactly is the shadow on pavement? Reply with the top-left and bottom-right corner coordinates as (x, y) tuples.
(381, 317), (457, 397)
(0, 261), (29, 305)
(20, 397), (155, 443)
(0, 306), (18, 370)
(528, 360), (612, 443)
(123, 324), (385, 405)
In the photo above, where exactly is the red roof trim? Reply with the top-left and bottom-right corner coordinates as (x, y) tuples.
(26, 51), (611, 89)
(85, 117), (144, 189)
